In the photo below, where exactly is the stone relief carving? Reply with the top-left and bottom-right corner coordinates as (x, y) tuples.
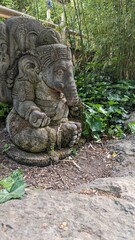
(0, 22), (11, 102)
(0, 17), (82, 164)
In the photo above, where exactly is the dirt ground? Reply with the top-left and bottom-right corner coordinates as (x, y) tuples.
(1, 124), (135, 240)
(0, 125), (116, 191)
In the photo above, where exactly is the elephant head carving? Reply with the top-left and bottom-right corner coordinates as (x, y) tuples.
(0, 17), (82, 158)
(36, 44), (79, 106)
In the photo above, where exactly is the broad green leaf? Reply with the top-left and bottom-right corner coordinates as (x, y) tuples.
(86, 116), (104, 132)
(93, 132), (100, 140)
(108, 94), (121, 101)
(96, 105), (107, 115)
(91, 119), (104, 132)
(108, 100), (118, 106)
(0, 170), (26, 204)
(82, 128), (90, 137)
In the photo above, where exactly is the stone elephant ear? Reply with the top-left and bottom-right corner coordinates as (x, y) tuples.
(17, 55), (40, 83)
(36, 28), (61, 46)
(27, 31), (38, 50)
(5, 17), (45, 65)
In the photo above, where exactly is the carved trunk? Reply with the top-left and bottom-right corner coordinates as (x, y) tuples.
(0, 16), (82, 162)
(63, 80), (79, 106)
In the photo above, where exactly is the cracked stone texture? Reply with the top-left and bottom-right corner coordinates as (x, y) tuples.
(107, 134), (135, 178)
(0, 176), (135, 240)
(1, 134), (135, 240)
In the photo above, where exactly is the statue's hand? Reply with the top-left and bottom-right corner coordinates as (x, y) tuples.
(69, 101), (84, 118)
(29, 110), (50, 128)
(69, 106), (80, 117)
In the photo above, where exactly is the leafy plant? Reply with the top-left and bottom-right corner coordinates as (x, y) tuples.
(0, 102), (11, 121)
(76, 67), (135, 139)
(1, 0), (135, 140)
(0, 170), (26, 204)
(128, 122), (135, 134)
(2, 143), (11, 153)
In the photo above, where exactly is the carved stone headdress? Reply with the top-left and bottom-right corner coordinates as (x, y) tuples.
(36, 44), (72, 69)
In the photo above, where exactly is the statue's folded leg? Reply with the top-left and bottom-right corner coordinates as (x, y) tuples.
(6, 109), (56, 153)
(60, 121), (82, 148)
(6, 109), (82, 154)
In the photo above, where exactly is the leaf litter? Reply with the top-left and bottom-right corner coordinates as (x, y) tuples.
(0, 127), (115, 192)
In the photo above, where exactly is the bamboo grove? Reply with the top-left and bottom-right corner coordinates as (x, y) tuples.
(1, 0), (135, 80)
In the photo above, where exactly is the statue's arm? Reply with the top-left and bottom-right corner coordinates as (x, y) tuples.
(12, 79), (50, 128)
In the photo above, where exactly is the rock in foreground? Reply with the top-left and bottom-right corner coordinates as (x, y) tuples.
(0, 176), (135, 240)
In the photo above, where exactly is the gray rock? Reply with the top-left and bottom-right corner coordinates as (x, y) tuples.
(106, 135), (135, 177)
(0, 176), (135, 240)
(76, 176), (135, 202)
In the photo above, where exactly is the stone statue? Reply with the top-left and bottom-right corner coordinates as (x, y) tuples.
(0, 17), (82, 165)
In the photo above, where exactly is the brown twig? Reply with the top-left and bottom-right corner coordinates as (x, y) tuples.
(55, 169), (69, 189)
(61, 159), (81, 170)
(72, 160), (81, 170)
(88, 143), (95, 150)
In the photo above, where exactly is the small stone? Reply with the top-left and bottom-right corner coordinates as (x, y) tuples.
(59, 222), (68, 231)
(42, 223), (48, 229)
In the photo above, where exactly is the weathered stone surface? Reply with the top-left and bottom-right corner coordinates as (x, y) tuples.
(76, 176), (135, 202)
(0, 176), (135, 240)
(107, 134), (135, 177)
(6, 143), (72, 167)
(108, 135), (135, 156)
(1, 132), (135, 239)
(0, 16), (82, 163)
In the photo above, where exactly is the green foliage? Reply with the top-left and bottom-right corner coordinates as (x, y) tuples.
(0, 102), (11, 120)
(1, 0), (135, 79)
(2, 143), (10, 153)
(1, 0), (135, 140)
(0, 170), (26, 204)
(76, 66), (135, 139)
(63, 0), (135, 80)
(128, 122), (135, 134)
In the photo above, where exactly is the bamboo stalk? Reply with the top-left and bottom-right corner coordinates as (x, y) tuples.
(0, 5), (84, 38)
(0, 5), (33, 18)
